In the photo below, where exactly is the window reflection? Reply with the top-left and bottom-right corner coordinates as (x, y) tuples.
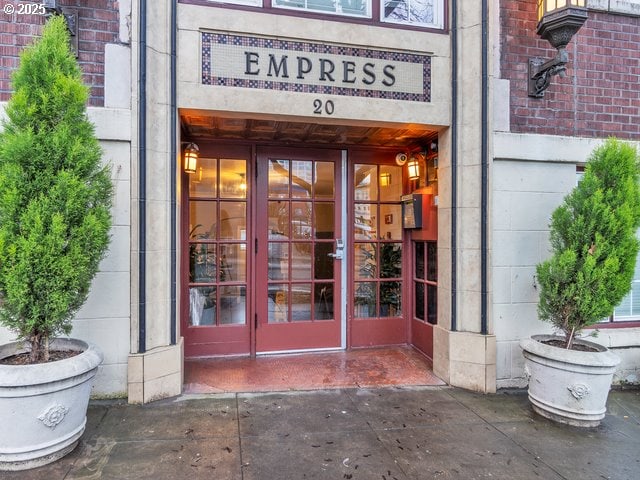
(354, 164), (378, 201)
(315, 283), (334, 320)
(269, 159), (290, 198)
(190, 201), (217, 240)
(315, 162), (335, 199)
(220, 159), (247, 199)
(291, 284), (312, 322)
(220, 202), (246, 240)
(380, 281), (401, 317)
(274, 0), (370, 17)
(314, 203), (335, 239)
(354, 281), (376, 318)
(189, 158), (217, 199)
(219, 286), (246, 325)
(190, 244), (217, 283)
(269, 284), (289, 323)
(355, 243), (377, 280)
(189, 286), (216, 326)
(383, 0), (438, 27)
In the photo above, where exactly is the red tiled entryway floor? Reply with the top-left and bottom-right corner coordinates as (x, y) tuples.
(184, 346), (445, 394)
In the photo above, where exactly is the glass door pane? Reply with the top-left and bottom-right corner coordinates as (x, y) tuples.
(257, 147), (342, 353)
(266, 157), (333, 324)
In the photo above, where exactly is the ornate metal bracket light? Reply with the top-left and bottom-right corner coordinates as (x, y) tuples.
(529, 0), (587, 98)
(43, 0), (79, 57)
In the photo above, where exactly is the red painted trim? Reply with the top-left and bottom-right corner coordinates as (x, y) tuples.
(411, 319), (433, 360)
(586, 321), (640, 330)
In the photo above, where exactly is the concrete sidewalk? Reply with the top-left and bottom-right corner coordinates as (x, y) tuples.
(5, 387), (640, 480)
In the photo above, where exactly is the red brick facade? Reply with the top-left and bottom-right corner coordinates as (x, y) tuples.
(500, 0), (640, 140)
(0, 0), (120, 107)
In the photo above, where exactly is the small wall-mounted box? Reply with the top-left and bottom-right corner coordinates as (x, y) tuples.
(402, 194), (423, 229)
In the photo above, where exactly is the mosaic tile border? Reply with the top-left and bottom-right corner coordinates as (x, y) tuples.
(201, 32), (431, 103)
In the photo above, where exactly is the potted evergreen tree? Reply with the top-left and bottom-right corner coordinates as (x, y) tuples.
(521, 138), (640, 427)
(0, 17), (112, 470)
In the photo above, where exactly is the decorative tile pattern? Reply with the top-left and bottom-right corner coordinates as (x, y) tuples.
(202, 32), (432, 103)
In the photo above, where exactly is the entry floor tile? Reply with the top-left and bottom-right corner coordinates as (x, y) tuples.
(184, 346), (445, 394)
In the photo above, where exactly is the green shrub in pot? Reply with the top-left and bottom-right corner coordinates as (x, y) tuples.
(536, 138), (640, 349)
(0, 16), (112, 363)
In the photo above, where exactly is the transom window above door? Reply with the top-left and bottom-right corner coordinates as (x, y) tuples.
(201, 0), (444, 29)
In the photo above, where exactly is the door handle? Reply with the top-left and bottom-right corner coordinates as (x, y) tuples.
(328, 239), (344, 260)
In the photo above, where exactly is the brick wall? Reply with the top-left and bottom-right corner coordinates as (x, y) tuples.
(0, 0), (120, 107)
(500, 0), (640, 140)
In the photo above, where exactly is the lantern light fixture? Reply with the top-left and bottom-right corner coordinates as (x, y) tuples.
(183, 142), (199, 174)
(407, 156), (420, 181)
(529, 0), (587, 98)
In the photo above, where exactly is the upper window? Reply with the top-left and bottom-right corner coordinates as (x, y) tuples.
(205, 0), (444, 29)
(382, 0), (443, 29)
(274, 0), (371, 18)
(210, 0), (263, 6)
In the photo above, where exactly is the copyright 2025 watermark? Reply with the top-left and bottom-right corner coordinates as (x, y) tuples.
(3, 2), (46, 16)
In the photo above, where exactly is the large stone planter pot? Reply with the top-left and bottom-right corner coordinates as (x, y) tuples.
(520, 334), (620, 427)
(0, 338), (103, 471)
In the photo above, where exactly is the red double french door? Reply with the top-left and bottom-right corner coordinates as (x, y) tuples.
(182, 145), (342, 356)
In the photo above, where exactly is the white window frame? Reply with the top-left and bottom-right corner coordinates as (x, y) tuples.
(272, 0), (372, 19)
(208, 0), (263, 7)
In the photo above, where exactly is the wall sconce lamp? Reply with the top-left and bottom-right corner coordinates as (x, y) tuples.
(379, 172), (391, 187)
(528, 0), (587, 98)
(183, 142), (199, 174)
(43, 0), (79, 57)
(407, 156), (420, 181)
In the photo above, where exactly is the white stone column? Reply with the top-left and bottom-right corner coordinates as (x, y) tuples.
(433, 0), (496, 393)
(128, 0), (183, 404)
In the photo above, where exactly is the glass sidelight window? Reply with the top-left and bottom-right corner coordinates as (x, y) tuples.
(188, 158), (248, 326)
(414, 241), (437, 324)
(353, 163), (403, 318)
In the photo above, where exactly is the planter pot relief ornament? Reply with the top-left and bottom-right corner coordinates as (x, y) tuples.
(521, 335), (620, 427)
(0, 339), (103, 470)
